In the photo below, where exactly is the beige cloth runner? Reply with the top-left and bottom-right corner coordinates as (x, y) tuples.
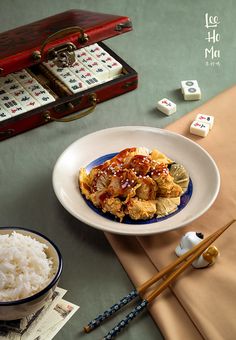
(106, 86), (236, 340)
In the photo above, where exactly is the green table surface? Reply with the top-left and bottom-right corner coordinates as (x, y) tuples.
(0, 0), (235, 339)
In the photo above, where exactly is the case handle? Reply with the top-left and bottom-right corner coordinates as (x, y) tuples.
(32, 26), (89, 62)
(43, 93), (97, 122)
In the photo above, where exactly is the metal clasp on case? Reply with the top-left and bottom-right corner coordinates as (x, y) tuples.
(32, 26), (89, 66)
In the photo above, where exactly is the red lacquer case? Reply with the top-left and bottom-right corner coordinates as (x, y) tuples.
(0, 9), (138, 141)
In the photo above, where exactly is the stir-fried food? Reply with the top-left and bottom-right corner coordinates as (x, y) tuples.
(79, 147), (189, 221)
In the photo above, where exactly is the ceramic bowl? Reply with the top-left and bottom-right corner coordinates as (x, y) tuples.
(0, 227), (63, 320)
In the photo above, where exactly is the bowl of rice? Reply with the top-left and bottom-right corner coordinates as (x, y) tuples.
(0, 227), (63, 320)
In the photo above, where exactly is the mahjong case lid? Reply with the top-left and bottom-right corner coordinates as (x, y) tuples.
(0, 9), (132, 76)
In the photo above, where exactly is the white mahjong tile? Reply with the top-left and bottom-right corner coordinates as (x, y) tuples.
(3, 81), (22, 93)
(0, 105), (12, 121)
(13, 92), (41, 110)
(101, 56), (123, 78)
(23, 83), (45, 95)
(62, 77), (87, 93)
(24, 83), (45, 94)
(12, 69), (33, 83)
(157, 98), (176, 115)
(85, 43), (104, 55)
(31, 91), (55, 105)
(181, 80), (199, 93)
(0, 88), (8, 96)
(0, 75), (16, 86)
(43, 61), (68, 77)
(11, 88), (29, 99)
(190, 120), (209, 137)
(183, 86), (201, 100)
(74, 48), (88, 59)
(196, 113), (214, 130)
(57, 69), (75, 80)
(78, 56), (109, 81)
(0, 93), (26, 116)
(21, 77), (39, 88)
(69, 62), (100, 88)
(87, 46), (123, 78)
(0, 93), (13, 102)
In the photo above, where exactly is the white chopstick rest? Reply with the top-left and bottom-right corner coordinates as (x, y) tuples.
(175, 231), (219, 268)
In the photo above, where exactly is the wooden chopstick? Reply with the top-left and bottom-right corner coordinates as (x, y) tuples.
(102, 219), (234, 339)
(139, 218), (235, 296)
(84, 219), (235, 335)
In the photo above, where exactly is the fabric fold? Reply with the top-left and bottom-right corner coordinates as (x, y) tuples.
(106, 85), (236, 339)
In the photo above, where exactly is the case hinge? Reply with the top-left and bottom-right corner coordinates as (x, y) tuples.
(115, 20), (132, 31)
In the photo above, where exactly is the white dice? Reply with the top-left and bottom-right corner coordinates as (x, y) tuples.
(157, 98), (176, 115)
(181, 80), (201, 100)
(190, 120), (209, 137)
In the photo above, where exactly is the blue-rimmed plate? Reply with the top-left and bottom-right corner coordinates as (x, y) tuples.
(52, 126), (220, 235)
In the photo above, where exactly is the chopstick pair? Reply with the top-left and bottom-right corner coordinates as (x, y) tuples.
(84, 219), (235, 340)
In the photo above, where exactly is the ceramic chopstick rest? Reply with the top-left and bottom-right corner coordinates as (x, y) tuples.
(175, 231), (219, 268)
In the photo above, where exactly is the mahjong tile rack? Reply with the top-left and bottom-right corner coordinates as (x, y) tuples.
(0, 9), (138, 141)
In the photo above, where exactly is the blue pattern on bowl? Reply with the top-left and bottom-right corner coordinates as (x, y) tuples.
(84, 153), (193, 224)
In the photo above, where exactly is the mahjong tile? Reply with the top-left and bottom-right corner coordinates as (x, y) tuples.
(23, 83), (44, 94)
(69, 62), (100, 88)
(157, 98), (176, 115)
(183, 86), (201, 101)
(0, 89), (7, 95)
(0, 93), (13, 102)
(12, 88), (29, 99)
(58, 69), (75, 80)
(196, 113), (214, 129)
(3, 81), (22, 93)
(43, 61), (68, 76)
(12, 69), (33, 83)
(31, 91), (55, 105)
(101, 57), (123, 78)
(62, 77), (88, 93)
(0, 105), (12, 121)
(0, 75), (16, 86)
(14, 92), (41, 110)
(78, 56), (109, 81)
(85, 43), (104, 55)
(0, 94), (26, 116)
(190, 120), (209, 137)
(181, 80), (199, 93)
(21, 77), (39, 88)
(74, 48), (88, 59)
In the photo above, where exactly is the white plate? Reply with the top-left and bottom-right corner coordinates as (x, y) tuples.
(52, 126), (220, 235)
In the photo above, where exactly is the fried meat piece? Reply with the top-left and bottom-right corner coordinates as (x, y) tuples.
(126, 198), (156, 220)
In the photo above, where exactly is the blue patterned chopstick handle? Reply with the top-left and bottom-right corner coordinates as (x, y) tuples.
(103, 299), (148, 340)
(85, 289), (138, 332)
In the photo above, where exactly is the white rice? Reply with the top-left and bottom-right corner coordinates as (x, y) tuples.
(0, 231), (53, 302)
